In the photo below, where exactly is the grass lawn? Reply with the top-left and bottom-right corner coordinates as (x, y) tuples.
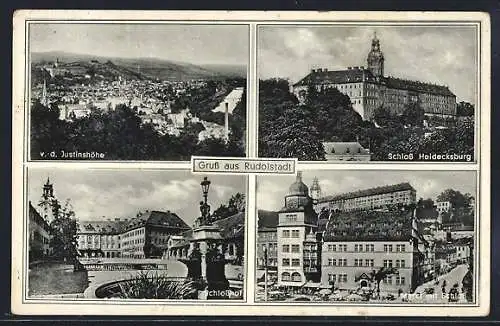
(28, 263), (89, 296)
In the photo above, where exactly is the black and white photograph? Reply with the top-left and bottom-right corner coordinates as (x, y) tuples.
(258, 25), (477, 162)
(12, 10), (490, 317)
(256, 171), (477, 303)
(27, 168), (246, 300)
(29, 23), (248, 161)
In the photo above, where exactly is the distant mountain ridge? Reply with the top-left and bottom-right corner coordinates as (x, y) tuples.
(31, 51), (246, 81)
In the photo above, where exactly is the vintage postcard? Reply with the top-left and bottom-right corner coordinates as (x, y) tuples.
(256, 170), (478, 304)
(12, 10), (490, 316)
(25, 168), (247, 301)
(258, 25), (479, 163)
(27, 23), (248, 161)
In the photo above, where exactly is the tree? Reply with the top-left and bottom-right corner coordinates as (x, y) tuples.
(49, 199), (78, 262)
(228, 193), (246, 213)
(456, 101), (474, 117)
(401, 102), (425, 127)
(437, 189), (474, 226)
(437, 189), (471, 209)
(213, 193), (246, 220)
(370, 267), (398, 298)
(260, 105), (325, 160)
(417, 198), (435, 210)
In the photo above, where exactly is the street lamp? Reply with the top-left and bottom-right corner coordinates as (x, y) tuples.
(264, 246), (268, 302)
(201, 177), (211, 205)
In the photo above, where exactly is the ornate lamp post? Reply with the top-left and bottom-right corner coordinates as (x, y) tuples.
(201, 177), (211, 206)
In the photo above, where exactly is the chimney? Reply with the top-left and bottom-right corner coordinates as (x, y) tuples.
(224, 102), (229, 143)
(347, 67), (352, 70)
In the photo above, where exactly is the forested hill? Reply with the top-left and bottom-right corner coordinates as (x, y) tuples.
(31, 51), (246, 81)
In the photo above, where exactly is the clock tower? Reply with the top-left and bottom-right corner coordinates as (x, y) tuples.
(367, 32), (385, 78)
(277, 172), (318, 288)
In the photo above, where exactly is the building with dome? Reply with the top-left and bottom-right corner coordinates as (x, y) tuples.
(257, 174), (431, 295)
(276, 172), (320, 288)
(292, 32), (457, 121)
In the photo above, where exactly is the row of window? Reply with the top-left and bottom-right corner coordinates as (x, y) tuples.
(282, 258), (301, 267)
(325, 244), (406, 252)
(325, 258), (406, 268)
(123, 228), (145, 238)
(327, 274), (406, 285)
(383, 275), (406, 285)
(384, 244), (407, 252)
(281, 230), (300, 238)
(327, 273), (348, 283)
(384, 259), (406, 268)
(281, 272), (301, 282)
(282, 244), (301, 253)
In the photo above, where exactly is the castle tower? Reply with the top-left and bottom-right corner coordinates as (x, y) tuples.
(40, 177), (57, 223)
(367, 32), (385, 78)
(310, 177), (322, 204)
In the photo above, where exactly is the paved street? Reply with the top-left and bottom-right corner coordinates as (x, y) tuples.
(415, 264), (469, 294)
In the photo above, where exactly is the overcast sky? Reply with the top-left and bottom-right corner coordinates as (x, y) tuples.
(30, 23), (249, 65)
(28, 168), (246, 225)
(258, 25), (477, 104)
(257, 170), (476, 212)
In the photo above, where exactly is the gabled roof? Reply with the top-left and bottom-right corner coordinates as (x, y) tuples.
(258, 210), (279, 230)
(78, 220), (128, 234)
(323, 142), (370, 155)
(293, 68), (377, 87)
(383, 76), (455, 97)
(140, 210), (191, 230)
(292, 69), (456, 98)
(318, 182), (415, 203)
(214, 212), (245, 239)
(323, 208), (414, 242)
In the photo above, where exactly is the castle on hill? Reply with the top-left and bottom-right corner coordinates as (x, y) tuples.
(292, 32), (457, 121)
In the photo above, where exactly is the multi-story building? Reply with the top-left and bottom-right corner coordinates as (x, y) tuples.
(320, 208), (425, 293)
(436, 201), (452, 216)
(28, 201), (53, 261)
(292, 33), (457, 121)
(454, 238), (473, 264)
(315, 182), (417, 213)
(77, 210), (191, 259)
(257, 210), (279, 272)
(276, 172), (319, 288)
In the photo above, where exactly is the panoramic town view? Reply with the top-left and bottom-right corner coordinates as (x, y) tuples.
(29, 24), (248, 160)
(256, 171), (476, 303)
(258, 26), (476, 161)
(28, 169), (246, 300)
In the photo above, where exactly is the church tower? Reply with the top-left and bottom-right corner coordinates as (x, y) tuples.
(39, 177), (57, 223)
(310, 177), (322, 204)
(41, 79), (48, 107)
(367, 32), (385, 78)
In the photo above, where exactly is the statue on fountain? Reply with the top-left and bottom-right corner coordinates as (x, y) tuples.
(196, 201), (212, 227)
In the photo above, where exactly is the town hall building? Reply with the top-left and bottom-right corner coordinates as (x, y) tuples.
(292, 33), (457, 121)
